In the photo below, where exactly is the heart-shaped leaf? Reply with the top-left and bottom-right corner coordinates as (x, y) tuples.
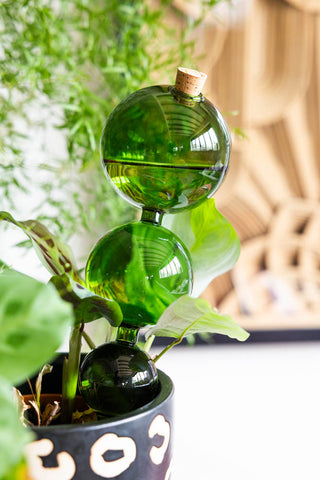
(163, 198), (240, 296)
(146, 295), (249, 342)
(50, 274), (123, 327)
(0, 211), (82, 283)
(0, 269), (73, 385)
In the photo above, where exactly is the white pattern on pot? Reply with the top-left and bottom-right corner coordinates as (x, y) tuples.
(90, 433), (136, 478)
(25, 438), (76, 480)
(148, 415), (171, 465)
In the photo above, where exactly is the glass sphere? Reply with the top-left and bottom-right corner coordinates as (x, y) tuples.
(85, 221), (193, 328)
(79, 341), (160, 416)
(101, 85), (231, 213)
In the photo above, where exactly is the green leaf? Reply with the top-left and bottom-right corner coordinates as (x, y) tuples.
(0, 269), (73, 385)
(163, 199), (241, 296)
(0, 259), (9, 272)
(146, 295), (249, 342)
(50, 274), (123, 327)
(0, 211), (82, 283)
(0, 377), (33, 479)
(84, 121), (96, 151)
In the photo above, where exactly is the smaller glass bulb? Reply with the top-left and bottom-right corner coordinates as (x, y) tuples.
(79, 327), (159, 416)
(85, 221), (193, 328)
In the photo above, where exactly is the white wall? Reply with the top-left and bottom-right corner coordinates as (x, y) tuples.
(155, 342), (320, 480)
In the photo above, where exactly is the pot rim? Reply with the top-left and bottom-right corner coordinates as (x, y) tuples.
(30, 369), (173, 433)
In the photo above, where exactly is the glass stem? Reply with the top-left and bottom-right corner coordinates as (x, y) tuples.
(116, 326), (139, 345)
(141, 208), (164, 225)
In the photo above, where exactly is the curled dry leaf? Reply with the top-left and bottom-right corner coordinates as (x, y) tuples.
(13, 388), (30, 427)
(35, 364), (53, 407)
(28, 400), (41, 427)
(41, 401), (61, 426)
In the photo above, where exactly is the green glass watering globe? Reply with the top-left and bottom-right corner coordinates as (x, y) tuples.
(85, 221), (192, 328)
(101, 73), (230, 214)
(80, 68), (231, 416)
(80, 326), (160, 416)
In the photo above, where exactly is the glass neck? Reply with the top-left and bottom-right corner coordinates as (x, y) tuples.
(169, 86), (204, 106)
(141, 208), (164, 225)
(116, 326), (139, 345)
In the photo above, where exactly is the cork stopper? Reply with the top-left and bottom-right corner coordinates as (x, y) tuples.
(174, 67), (207, 96)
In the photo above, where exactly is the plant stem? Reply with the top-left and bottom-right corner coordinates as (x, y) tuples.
(105, 324), (117, 343)
(61, 323), (83, 424)
(82, 330), (96, 350)
(153, 337), (183, 363)
(143, 334), (155, 353)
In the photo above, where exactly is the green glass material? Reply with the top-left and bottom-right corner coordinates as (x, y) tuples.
(79, 328), (159, 416)
(80, 78), (232, 414)
(101, 85), (231, 213)
(86, 221), (193, 328)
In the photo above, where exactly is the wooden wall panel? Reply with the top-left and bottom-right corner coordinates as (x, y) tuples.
(176, 0), (320, 330)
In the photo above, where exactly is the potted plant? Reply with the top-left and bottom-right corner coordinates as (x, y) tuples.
(0, 68), (249, 480)
(0, 200), (247, 480)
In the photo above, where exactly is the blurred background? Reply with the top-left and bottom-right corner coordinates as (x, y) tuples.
(1, 0), (320, 478)
(196, 0), (320, 338)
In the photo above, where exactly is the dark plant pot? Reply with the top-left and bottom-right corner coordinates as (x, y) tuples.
(19, 355), (174, 480)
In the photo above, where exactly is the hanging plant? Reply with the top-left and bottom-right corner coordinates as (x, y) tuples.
(0, 0), (227, 240)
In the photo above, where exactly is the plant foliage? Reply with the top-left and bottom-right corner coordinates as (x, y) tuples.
(0, 211), (80, 281)
(0, 211), (123, 327)
(0, 194), (246, 477)
(147, 295), (248, 361)
(0, 267), (74, 480)
(164, 198), (241, 296)
(0, 268), (73, 385)
(0, 379), (33, 480)
(0, 0), (213, 239)
(50, 274), (123, 326)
